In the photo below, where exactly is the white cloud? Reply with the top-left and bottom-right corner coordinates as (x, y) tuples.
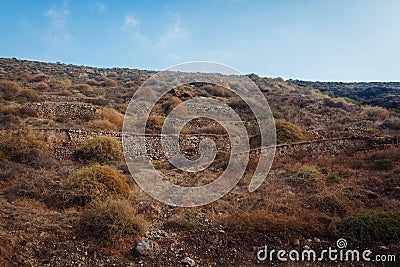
(122, 15), (139, 31)
(158, 14), (190, 48)
(45, 0), (72, 44)
(46, 1), (69, 30)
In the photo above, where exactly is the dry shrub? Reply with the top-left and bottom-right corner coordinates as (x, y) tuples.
(99, 108), (123, 130)
(31, 73), (48, 82)
(287, 165), (325, 192)
(0, 80), (21, 99)
(64, 164), (129, 207)
(275, 119), (306, 144)
(197, 124), (226, 134)
(332, 211), (400, 242)
(19, 72), (33, 82)
(48, 78), (72, 88)
(0, 105), (20, 126)
(162, 96), (182, 114)
(124, 81), (137, 88)
(146, 114), (164, 133)
(79, 198), (148, 241)
(86, 79), (100, 86)
(382, 118), (400, 130)
(203, 84), (234, 97)
(87, 98), (109, 106)
(101, 77), (118, 87)
(220, 210), (306, 238)
(18, 106), (38, 118)
(58, 89), (73, 96)
(107, 71), (118, 78)
(308, 190), (348, 216)
(0, 128), (50, 167)
(164, 211), (202, 230)
(33, 82), (49, 91)
(74, 136), (123, 163)
(86, 119), (119, 131)
(373, 159), (393, 171)
(363, 106), (390, 121)
(74, 83), (92, 91)
(15, 89), (42, 103)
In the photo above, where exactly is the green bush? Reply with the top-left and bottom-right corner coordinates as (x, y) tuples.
(64, 164), (130, 207)
(275, 119), (305, 144)
(79, 198), (148, 241)
(333, 211), (400, 242)
(73, 136), (123, 163)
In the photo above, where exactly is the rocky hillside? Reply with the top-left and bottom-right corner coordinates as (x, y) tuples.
(0, 58), (399, 266)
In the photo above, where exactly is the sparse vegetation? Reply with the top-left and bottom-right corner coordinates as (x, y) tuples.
(287, 165), (325, 191)
(74, 83), (92, 91)
(373, 159), (393, 171)
(0, 79), (21, 99)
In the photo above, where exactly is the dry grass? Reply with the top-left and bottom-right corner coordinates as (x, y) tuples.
(73, 136), (123, 163)
(86, 119), (119, 131)
(286, 165), (325, 192)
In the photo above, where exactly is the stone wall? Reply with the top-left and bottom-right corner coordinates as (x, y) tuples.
(25, 102), (96, 120)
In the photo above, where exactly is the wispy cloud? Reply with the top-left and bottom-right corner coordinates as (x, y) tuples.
(45, 0), (72, 43)
(158, 14), (190, 48)
(122, 15), (139, 30)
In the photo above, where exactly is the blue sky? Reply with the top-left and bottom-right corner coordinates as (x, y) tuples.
(1, 0), (399, 81)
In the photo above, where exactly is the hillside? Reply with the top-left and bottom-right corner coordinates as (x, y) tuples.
(0, 58), (399, 266)
(288, 79), (400, 111)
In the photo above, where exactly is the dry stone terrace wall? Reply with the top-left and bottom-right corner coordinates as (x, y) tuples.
(1, 128), (397, 160)
(25, 102), (97, 120)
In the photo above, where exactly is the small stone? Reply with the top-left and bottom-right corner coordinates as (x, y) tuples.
(181, 256), (195, 267)
(313, 237), (321, 243)
(293, 239), (300, 246)
(218, 229), (226, 234)
(303, 245), (311, 250)
(133, 239), (154, 256)
(380, 245), (389, 250)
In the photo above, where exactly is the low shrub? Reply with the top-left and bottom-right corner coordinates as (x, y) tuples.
(33, 82), (49, 91)
(86, 79), (100, 86)
(308, 190), (347, 215)
(332, 211), (400, 242)
(64, 164), (129, 207)
(99, 108), (123, 130)
(86, 119), (119, 131)
(162, 96), (182, 114)
(101, 77), (118, 87)
(58, 89), (73, 96)
(15, 89), (42, 103)
(382, 118), (400, 130)
(0, 80), (21, 100)
(164, 211), (202, 230)
(373, 159), (393, 171)
(327, 170), (341, 182)
(275, 119), (305, 144)
(146, 114), (164, 134)
(31, 73), (48, 82)
(79, 198), (148, 241)
(74, 83), (92, 91)
(0, 128), (50, 167)
(287, 165), (325, 191)
(73, 136), (123, 163)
